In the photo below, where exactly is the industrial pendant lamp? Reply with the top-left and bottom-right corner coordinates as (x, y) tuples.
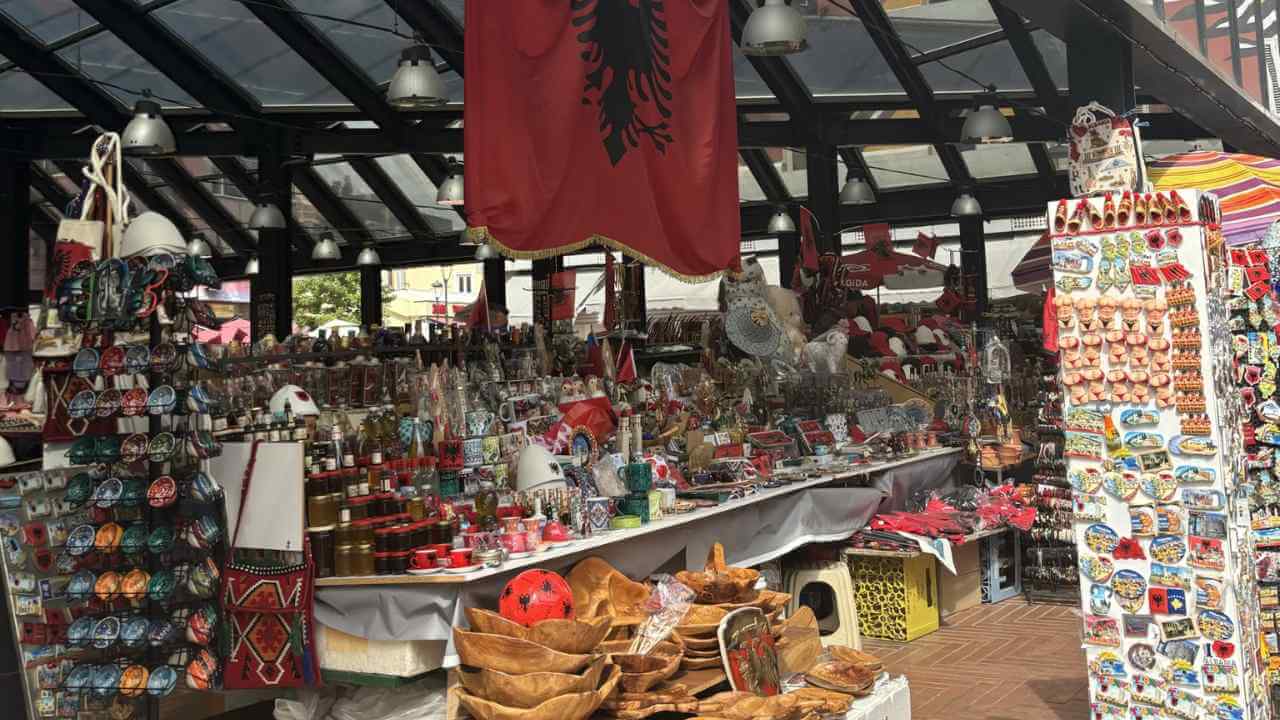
(356, 243), (382, 267)
(311, 232), (342, 261)
(121, 99), (176, 156)
(474, 241), (497, 261)
(767, 206), (796, 234)
(742, 0), (808, 56)
(248, 196), (287, 231)
(839, 175), (875, 205)
(388, 44), (447, 110)
(185, 233), (213, 258)
(243, 254), (260, 276)
(951, 191), (982, 218)
(961, 104), (1013, 144)
(437, 161), (464, 206)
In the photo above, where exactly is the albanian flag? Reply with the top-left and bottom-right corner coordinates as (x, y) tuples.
(463, 0), (741, 280)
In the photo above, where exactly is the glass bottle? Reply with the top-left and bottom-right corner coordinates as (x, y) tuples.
(313, 329), (330, 355)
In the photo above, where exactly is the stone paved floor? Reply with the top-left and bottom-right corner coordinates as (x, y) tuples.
(862, 598), (1088, 720)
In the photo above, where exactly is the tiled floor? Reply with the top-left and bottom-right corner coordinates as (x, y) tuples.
(862, 598), (1088, 720)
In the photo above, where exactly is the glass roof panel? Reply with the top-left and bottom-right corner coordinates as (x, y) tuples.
(919, 39), (1031, 92)
(152, 184), (234, 251)
(1031, 29), (1069, 91)
(737, 157), (767, 202)
(879, 0), (999, 54)
(311, 160), (409, 238)
(291, 182), (334, 242)
(56, 30), (197, 109)
(177, 157), (255, 228)
(0, 59), (75, 112)
(290, 1), (403, 89)
(768, 147), (808, 197)
(960, 142), (1037, 179)
(733, 54), (774, 100)
(0, 0), (94, 44)
(862, 144), (950, 190)
(788, 8), (904, 97)
(440, 0), (463, 24)
(373, 154), (466, 233)
(152, 0), (345, 107)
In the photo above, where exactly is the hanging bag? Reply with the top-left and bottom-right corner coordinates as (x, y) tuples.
(220, 441), (321, 689)
(1068, 101), (1147, 197)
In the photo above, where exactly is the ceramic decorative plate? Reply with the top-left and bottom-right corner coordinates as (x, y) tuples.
(67, 569), (96, 600)
(68, 390), (97, 419)
(147, 619), (178, 647)
(124, 345), (150, 375)
(121, 617), (149, 648)
(95, 388), (122, 418)
(94, 571), (121, 601)
(91, 616), (120, 649)
(146, 385), (177, 416)
(121, 568), (150, 598)
(72, 348), (100, 377)
(66, 524), (95, 556)
(146, 666), (178, 697)
(147, 525), (174, 555)
(64, 665), (94, 692)
(99, 345), (126, 376)
(121, 478), (147, 506)
(146, 476), (177, 508)
(92, 477), (124, 509)
(66, 474), (94, 507)
(121, 387), (147, 417)
(67, 616), (96, 647)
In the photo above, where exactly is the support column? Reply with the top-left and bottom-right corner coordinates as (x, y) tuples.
(360, 266), (382, 328)
(1067, 14), (1135, 112)
(959, 216), (987, 321)
(251, 137), (294, 343)
(530, 257), (563, 328)
(0, 160), (32, 309)
(804, 142), (840, 254)
(483, 257), (507, 314)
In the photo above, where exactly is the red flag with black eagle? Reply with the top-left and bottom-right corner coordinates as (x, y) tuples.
(463, 0), (741, 280)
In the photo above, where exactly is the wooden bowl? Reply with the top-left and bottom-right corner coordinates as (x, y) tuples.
(456, 664), (622, 720)
(674, 567), (760, 605)
(673, 631), (719, 651)
(674, 622), (720, 638)
(465, 608), (613, 654)
(681, 646), (721, 658)
(612, 652), (682, 693)
(457, 656), (608, 709)
(598, 637), (683, 658)
(681, 604), (729, 625)
(454, 629), (595, 675)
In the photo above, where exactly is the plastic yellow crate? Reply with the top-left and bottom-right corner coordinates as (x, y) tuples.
(847, 553), (940, 642)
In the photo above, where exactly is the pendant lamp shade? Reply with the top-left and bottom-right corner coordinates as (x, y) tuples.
(742, 0), (808, 56)
(839, 175), (875, 205)
(312, 233), (342, 261)
(356, 244), (382, 267)
(437, 162), (464, 206)
(186, 233), (213, 258)
(121, 100), (176, 156)
(474, 242), (497, 260)
(767, 207), (796, 234)
(248, 201), (287, 231)
(388, 45), (447, 110)
(951, 192), (982, 217)
(961, 104), (1013, 144)
(243, 255), (260, 276)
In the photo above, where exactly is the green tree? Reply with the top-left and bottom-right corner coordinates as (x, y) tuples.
(292, 271), (393, 330)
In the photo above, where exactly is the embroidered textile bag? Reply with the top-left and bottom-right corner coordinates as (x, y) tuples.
(221, 441), (320, 689)
(1068, 101), (1147, 198)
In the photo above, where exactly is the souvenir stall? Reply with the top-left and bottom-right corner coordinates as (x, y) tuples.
(1049, 186), (1269, 719)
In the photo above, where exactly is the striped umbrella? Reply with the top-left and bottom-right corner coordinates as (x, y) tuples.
(1011, 232), (1051, 292)
(1148, 151), (1280, 245)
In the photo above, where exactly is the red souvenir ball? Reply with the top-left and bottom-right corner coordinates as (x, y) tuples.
(498, 569), (575, 626)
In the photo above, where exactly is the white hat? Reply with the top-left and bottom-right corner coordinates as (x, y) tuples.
(119, 212), (186, 258)
(914, 326), (937, 346)
(0, 436), (14, 468)
(888, 337), (908, 358)
(515, 444), (567, 494)
(269, 385), (320, 417)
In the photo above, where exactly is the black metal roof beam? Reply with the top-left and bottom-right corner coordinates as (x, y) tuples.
(29, 165), (74, 212)
(347, 157), (437, 240)
(911, 28), (1009, 65)
(145, 159), (256, 253)
(207, 157), (258, 202)
(292, 166), (374, 246)
(990, 2), (1061, 117)
(0, 13), (127, 128)
(243, 0), (402, 130)
(850, 0), (970, 186)
(728, 0), (817, 133)
(740, 149), (791, 202)
(389, 0), (465, 76)
(70, 0), (264, 133)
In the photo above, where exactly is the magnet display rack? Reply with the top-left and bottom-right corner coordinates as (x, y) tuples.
(0, 263), (228, 720)
(1050, 190), (1269, 719)
(1019, 359), (1080, 604)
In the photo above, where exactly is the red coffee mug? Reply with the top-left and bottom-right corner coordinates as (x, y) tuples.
(499, 532), (527, 554)
(430, 544), (451, 566)
(448, 548), (473, 568)
(410, 549), (436, 570)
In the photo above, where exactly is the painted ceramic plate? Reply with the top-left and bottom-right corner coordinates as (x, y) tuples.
(121, 387), (147, 417)
(148, 525), (175, 555)
(121, 617), (149, 648)
(146, 385), (177, 416)
(99, 345), (126, 376)
(66, 473), (94, 506)
(1080, 555), (1115, 583)
(91, 616), (120, 649)
(148, 619), (178, 647)
(94, 571), (121, 601)
(66, 524), (95, 556)
(67, 616), (96, 647)
(92, 477), (124, 509)
(68, 390), (97, 419)
(122, 477), (147, 506)
(72, 348), (100, 378)
(64, 665), (94, 692)
(147, 569), (176, 602)
(124, 345), (150, 375)
(67, 569), (96, 601)
(121, 568), (150, 598)
(94, 522), (123, 552)
(146, 665), (178, 697)
(119, 665), (149, 698)
(146, 476), (177, 508)
(95, 388), (122, 418)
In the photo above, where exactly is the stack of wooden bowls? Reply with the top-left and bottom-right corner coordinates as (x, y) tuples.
(672, 589), (792, 671)
(454, 609), (619, 720)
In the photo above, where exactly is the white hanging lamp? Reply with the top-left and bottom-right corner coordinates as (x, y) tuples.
(311, 233), (342, 261)
(767, 206), (796, 234)
(121, 99), (176, 156)
(388, 44), (448, 110)
(356, 243), (382, 267)
(742, 0), (808, 56)
(951, 191), (982, 218)
(437, 160), (464, 206)
(243, 254), (260, 276)
(185, 233), (213, 258)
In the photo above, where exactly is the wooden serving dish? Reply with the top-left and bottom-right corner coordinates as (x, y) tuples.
(457, 656), (608, 709)
(598, 638), (683, 659)
(612, 652), (681, 693)
(673, 631), (719, 651)
(453, 629), (595, 675)
(456, 664), (622, 720)
(464, 608), (612, 654)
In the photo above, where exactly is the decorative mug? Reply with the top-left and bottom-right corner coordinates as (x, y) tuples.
(586, 497), (612, 533)
(499, 532), (527, 553)
(462, 438), (484, 467)
(465, 410), (495, 438)
(410, 549), (436, 570)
